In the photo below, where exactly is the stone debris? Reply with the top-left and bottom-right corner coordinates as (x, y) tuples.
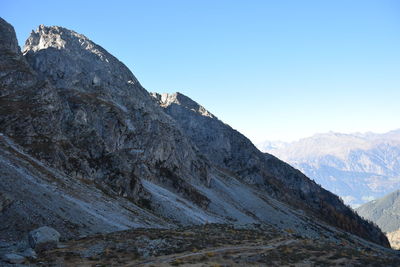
(28, 226), (60, 251)
(2, 253), (25, 264)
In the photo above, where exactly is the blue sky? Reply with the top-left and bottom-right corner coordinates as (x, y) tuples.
(2, 0), (400, 142)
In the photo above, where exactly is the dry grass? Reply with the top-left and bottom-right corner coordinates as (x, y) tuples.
(27, 224), (400, 266)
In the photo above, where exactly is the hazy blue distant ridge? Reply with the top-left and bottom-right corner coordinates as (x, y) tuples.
(258, 129), (400, 207)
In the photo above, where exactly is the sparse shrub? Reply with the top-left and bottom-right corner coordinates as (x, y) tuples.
(286, 228), (295, 234)
(206, 252), (215, 257)
(171, 258), (183, 265)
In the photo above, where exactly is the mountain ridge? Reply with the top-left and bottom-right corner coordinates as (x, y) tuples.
(356, 189), (400, 233)
(258, 130), (400, 207)
(356, 189), (400, 249)
(0, 17), (390, 253)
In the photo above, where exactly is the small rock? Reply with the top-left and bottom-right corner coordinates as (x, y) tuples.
(57, 243), (68, 249)
(28, 226), (60, 251)
(0, 192), (13, 212)
(2, 253), (25, 264)
(20, 247), (37, 259)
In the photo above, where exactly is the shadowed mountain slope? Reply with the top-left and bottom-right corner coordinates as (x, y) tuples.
(152, 92), (389, 246)
(357, 189), (400, 233)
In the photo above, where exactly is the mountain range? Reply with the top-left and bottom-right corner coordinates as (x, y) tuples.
(0, 17), (397, 264)
(258, 130), (400, 207)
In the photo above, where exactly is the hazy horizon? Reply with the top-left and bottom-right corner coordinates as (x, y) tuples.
(3, 0), (399, 143)
(256, 127), (400, 144)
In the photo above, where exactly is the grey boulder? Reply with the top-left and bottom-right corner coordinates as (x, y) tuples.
(28, 226), (60, 251)
(20, 247), (37, 259)
(2, 253), (25, 264)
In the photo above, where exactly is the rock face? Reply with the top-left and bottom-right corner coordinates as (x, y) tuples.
(387, 229), (400, 250)
(28, 226), (60, 251)
(258, 130), (400, 207)
(0, 18), (20, 54)
(21, 24), (210, 205)
(0, 17), (390, 249)
(0, 17), (170, 241)
(153, 92), (389, 247)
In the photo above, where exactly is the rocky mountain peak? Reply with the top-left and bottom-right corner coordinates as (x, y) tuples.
(0, 18), (38, 95)
(23, 25), (70, 52)
(23, 24), (139, 93)
(0, 18), (20, 54)
(152, 92), (215, 118)
(23, 24), (108, 60)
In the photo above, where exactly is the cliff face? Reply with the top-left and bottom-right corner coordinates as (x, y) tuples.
(0, 18), (172, 241)
(18, 23), (211, 204)
(0, 17), (390, 248)
(153, 92), (390, 247)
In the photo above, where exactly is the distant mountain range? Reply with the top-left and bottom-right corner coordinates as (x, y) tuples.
(258, 130), (400, 207)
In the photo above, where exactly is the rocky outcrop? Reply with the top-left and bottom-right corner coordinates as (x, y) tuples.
(1, 253), (25, 264)
(28, 226), (60, 251)
(387, 229), (400, 250)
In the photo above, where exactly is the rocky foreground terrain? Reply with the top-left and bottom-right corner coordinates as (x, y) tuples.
(15, 224), (400, 266)
(0, 17), (399, 265)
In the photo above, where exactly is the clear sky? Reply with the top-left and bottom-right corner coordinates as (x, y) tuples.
(2, 0), (400, 143)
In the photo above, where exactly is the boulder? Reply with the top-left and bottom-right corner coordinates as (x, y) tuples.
(28, 226), (60, 251)
(2, 253), (25, 264)
(20, 247), (37, 259)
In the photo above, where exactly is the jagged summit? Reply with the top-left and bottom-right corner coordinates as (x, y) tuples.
(23, 25), (82, 52)
(152, 92), (216, 118)
(23, 24), (139, 93)
(23, 24), (117, 64)
(0, 18), (20, 53)
(0, 18), (38, 96)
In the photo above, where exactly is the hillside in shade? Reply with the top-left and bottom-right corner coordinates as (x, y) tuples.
(356, 189), (400, 233)
(356, 189), (400, 249)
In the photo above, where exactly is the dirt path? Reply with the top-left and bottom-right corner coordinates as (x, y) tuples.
(134, 238), (297, 266)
